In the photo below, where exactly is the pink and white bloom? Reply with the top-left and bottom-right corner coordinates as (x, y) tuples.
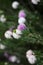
(8, 55), (20, 63)
(18, 10), (26, 18)
(28, 55), (37, 64)
(17, 24), (26, 31)
(26, 50), (34, 58)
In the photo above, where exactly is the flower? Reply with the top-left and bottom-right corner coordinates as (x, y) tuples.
(18, 10), (26, 18)
(12, 1), (19, 9)
(31, 0), (40, 5)
(12, 32), (21, 39)
(4, 30), (12, 39)
(9, 56), (17, 62)
(0, 43), (6, 49)
(17, 24), (26, 31)
(18, 17), (26, 24)
(16, 29), (22, 35)
(8, 55), (20, 63)
(0, 14), (6, 23)
(26, 50), (34, 58)
(28, 55), (37, 64)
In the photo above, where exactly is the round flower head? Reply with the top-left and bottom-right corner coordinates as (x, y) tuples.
(0, 44), (6, 49)
(12, 30), (21, 39)
(18, 10), (26, 18)
(12, 1), (19, 9)
(0, 14), (6, 23)
(28, 55), (37, 64)
(9, 56), (17, 62)
(26, 50), (34, 58)
(4, 30), (12, 39)
(31, 0), (40, 5)
(18, 17), (26, 24)
(17, 24), (26, 31)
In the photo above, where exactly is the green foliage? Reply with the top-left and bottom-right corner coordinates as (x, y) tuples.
(0, 0), (43, 65)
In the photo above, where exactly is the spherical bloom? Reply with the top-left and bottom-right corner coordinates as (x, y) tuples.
(26, 50), (34, 58)
(0, 44), (6, 49)
(31, 0), (40, 5)
(12, 32), (21, 39)
(18, 17), (26, 24)
(28, 55), (37, 64)
(8, 55), (20, 63)
(9, 56), (17, 62)
(16, 29), (22, 35)
(17, 24), (26, 31)
(4, 30), (12, 39)
(12, 1), (19, 9)
(0, 15), (6, 23)
(18, 10), (26, 18)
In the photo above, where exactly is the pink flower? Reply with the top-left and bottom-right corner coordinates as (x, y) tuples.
(8, 56), (17, 62)
(17, 24), (26, 31)
(18, 10), (26, 18)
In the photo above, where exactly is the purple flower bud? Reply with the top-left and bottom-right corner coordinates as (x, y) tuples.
(17, 24), (26, 31)
(18, 10), (26, 18)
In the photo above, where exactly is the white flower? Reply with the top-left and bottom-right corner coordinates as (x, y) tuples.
(28, 55), (37, 64)
(16, 29), (22, 35)
(12, 32), (21, 39)
(9, 56), (20, 63)
(12, 1), (19, 9)
(31, 0), (40, 5)
(4, 30), (12, 39)
(0, 44), (6, 49)
(26, 50), (34, 58)
(0, 15), (6, 23)
(9, 56), (17, 62)
(18, 17), (26, 24)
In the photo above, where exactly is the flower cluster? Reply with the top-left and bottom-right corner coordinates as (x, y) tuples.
(12, 10), (26, 39)
(26, 50), (37, 64)
(4, 1), (26, 39)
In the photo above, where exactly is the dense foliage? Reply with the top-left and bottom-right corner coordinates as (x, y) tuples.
(0, 0), (43, 65)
